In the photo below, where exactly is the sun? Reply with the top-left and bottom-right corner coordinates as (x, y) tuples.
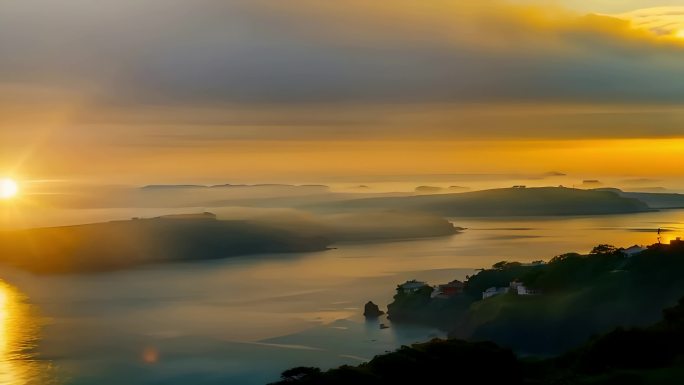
(0, 179), (19, 200)
(676, 29), (684, 39)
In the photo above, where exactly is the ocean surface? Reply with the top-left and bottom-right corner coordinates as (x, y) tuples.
(0, 209), (683, 385)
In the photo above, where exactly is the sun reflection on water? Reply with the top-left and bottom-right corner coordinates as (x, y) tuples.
(0, 280), (53, 385)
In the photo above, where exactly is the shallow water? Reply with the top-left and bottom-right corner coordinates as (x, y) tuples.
(1, 209), (683, 384)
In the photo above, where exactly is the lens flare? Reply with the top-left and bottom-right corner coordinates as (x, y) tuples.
(0, 179), (18, 200)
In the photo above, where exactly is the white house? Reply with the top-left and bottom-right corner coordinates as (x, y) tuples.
(399, 280), (430, 294)
(510, 281), (539, 296)
(482, 286), (509, 300)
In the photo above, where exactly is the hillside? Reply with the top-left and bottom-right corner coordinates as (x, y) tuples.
(0, 210), (459, 274)
(386, 242), (684, 355)
(0, 214), (331, 273)
(314, 187), (651, 216)
(595, 188), (684, 209)
(269, 297), (684, 385)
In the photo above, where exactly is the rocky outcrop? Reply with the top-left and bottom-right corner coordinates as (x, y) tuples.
(364, 301), (385, 318)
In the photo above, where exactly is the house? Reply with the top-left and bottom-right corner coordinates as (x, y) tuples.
(482, 286), (509, 300)
(398, 280), (430, 295)
(623, 245), (647, 257)
(510, 280), (538, 296)
(431, 280), (465, 299)
(670, 237), (684, 246)
(439, 280), (464, 296)
(522, 261), (546, 267)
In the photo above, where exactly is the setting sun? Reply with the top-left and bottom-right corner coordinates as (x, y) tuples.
(0, 179), (18, 200)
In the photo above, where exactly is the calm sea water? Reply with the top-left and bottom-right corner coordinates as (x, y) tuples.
(1, 209), (683, 385)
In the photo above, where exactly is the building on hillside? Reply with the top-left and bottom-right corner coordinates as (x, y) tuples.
(670, 237), (684, 246)
(623, 245), (647, 257)
(398, 280), (430, 295)
(431, 279), (465, 299)
(482, 286), (510, 300)
(509, 280), (538, 296)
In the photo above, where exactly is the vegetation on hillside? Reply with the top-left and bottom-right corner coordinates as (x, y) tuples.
(386, 241), (684, 354)
(270, 290), (684, 385)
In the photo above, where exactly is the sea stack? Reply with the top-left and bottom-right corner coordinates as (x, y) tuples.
(363, 301), (385, 318)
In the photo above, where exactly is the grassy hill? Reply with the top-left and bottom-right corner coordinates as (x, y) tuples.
(314, 187), (651, 216)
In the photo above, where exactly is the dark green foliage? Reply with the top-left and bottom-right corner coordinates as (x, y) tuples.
(269, 339), (521, 385)
(280, 367), (322, 382)
(386, 285), (433, 322)
(463, 263), (531, 298)
(590, 244), (621, 256)
(523, 252), (624, 291)
(271, 299), (684, 385)
(493, 260), (523, 270)
(387, 242), (684, 355)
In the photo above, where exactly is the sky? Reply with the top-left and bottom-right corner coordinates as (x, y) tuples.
(1, 0), (684, 186)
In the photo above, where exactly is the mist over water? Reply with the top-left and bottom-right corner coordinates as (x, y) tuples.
(0, 208), (681, 384)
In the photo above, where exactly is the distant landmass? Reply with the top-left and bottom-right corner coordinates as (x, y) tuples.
(314, 187), (651, 216)
(141, 183), (329, 190)
(230, 210), (460, 243)
(0, 213), (331, 273)
(581, 179), (603, 187)
(447, 186), (470, 192)
(595, 188), (684, 209)
(134, 184), (333, 208)
(414, 186), (443, 193)
(0, 211), (459, 274)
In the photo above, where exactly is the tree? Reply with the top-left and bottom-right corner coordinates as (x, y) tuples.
(492, 261), (522, 270)
(590, 244), (619, 256)
(280, 367), (321, 382)
(549, 253), (581, 263)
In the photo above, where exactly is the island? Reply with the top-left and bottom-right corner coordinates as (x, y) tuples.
(0, 213), (331, 273)
(313, 187), (652, 216)
(0, 211), (460, 274)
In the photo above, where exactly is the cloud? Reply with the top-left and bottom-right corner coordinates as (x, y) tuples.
(0, 0), (683, 107)
(3, 1), (684, 183)
(614, 7), (684, 36)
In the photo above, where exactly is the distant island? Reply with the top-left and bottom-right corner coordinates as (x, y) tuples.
(0, 213), (331, 273)
(140, 183), (330, 190)
(0, 211), (459, 274)
(315, 187), (652, 216)
(414, 186), (444, 193)
(595, 188), (684, 209)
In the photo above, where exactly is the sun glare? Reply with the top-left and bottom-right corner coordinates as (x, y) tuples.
(676, 29), (684, 39)
(0, 179), (18, 200)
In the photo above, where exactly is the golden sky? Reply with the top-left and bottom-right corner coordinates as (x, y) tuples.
(1, 1), (684, 186)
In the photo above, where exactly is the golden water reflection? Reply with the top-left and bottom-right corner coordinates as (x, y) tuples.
(0, 280), (53, 385)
